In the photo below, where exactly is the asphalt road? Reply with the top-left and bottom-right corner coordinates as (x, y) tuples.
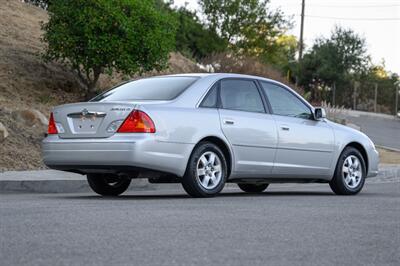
(344, 113), (400, 150)
(1, 183), (399, 266)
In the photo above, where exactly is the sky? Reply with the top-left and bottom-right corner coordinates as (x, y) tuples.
(173, 0), (400, 74)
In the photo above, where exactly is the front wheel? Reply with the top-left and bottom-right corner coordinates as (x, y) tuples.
(238, 183), (269, 193)
(87, 174), (131, 196)
(329, 147), (366, 195)
(182, 142), (227, 197)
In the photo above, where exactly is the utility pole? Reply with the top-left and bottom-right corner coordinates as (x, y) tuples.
(299, 0), (306, 60)
(374, 83), (378, 113)
(395, 87), (399, 116)
(332, 82), (336, 106)
(353, 82), (358, 110)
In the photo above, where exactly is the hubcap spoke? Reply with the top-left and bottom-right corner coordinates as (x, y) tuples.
(208, 153), (216, 165)
(202, 175), (211, 187)
(213, 165), (221, 173)
(343, 166), (349, 174)
(197, 168), (206, 176)
(200, 156), (208, 166)
(210, 174), (217, 184)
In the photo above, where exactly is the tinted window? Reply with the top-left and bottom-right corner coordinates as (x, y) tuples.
(261, 82), (312, 119)
(220, 79), (264, 113)
(91, 77), (199, 102)
(200, 84), (218, 108)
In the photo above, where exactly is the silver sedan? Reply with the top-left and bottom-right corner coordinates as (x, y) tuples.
(42, 73), (379, 197)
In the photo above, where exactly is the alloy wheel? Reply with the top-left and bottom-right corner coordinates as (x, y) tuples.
(196, 151), (223, 190)
(342, 155), (363, 189)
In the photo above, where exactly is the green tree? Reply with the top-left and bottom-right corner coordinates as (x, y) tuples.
(42, 0), (176, 98)
(357, 64), (400, 114)
(260, 34), (298, 72)
(295, 26), (369, 102)
(174, 6), (228, 59)
(199, 0), (290, 54)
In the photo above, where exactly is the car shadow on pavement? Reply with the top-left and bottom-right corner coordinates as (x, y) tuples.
(51, 190), (339, 200)
(221, 191), (335, 197)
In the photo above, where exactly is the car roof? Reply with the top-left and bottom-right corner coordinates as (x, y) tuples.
(162, 73), (280, 83)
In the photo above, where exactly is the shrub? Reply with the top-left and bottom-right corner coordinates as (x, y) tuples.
(42, 0), (176, 98)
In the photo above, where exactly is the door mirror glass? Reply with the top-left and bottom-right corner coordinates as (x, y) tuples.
(314, 107), (326, 120)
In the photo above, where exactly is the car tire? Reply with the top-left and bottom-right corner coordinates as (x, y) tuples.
(329, 147), (366, 195)
(87, 174), (131, 196)
(237, 183), (269, 193)
(182, 142), (227, 197)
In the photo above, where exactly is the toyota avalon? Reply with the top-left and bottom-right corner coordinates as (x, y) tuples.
(42, 73), (379, 197)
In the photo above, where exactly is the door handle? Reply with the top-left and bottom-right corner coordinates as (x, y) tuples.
(223, 119), (235, 125)
(280, 125), (290, 131)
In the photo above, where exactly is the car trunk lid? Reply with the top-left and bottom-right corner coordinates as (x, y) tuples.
(52, 102), (137, 138)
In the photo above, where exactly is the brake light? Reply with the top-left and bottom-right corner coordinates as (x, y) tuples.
(47, 112), (58, 134)
(117, 110), (156, 133)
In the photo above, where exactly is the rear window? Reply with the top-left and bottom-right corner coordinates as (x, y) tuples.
(91, 76), (199, 102)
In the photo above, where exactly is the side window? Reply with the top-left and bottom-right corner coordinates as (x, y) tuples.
(261, 82), (312, 119)
(200, 83), (218, 108)
(220, 79), (265, 113)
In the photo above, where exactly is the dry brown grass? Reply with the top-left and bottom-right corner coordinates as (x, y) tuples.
(377, 148), (400, 165)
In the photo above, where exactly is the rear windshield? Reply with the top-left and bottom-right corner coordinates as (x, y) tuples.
(91, 76), (199, 102)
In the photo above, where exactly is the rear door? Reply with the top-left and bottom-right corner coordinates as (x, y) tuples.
(217, 78), (278, 177)
(259, 81), (335, 178)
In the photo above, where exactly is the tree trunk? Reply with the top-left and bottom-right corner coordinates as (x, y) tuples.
(84, 67), (101, 100)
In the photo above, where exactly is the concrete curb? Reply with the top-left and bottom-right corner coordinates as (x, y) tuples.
(376, 145), (400, 153)
(0, 170), (177, 193)
(0, 166), (399, 193)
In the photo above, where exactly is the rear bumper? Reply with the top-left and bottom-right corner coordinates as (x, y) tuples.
(42, 134), (194, 176)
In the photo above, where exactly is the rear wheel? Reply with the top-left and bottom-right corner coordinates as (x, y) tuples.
(329, 147), (366, 195)
(182, 142), (227, 197)
(87, 174), (131, 196)
(238, 183), (269, 193)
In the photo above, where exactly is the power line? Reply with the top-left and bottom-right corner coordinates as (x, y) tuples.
(299, 15), (400, 21)
(274, 2), (400, 8)
(281, 0), (400, 3)
(277, 3), (400, 8)
(304, 4), (400, 8)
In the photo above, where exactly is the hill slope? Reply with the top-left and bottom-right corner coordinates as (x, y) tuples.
(0, 0), (200, 171)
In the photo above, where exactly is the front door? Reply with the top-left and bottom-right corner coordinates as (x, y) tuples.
(260, 81), (335, 178)
(218, 78), (278, 177)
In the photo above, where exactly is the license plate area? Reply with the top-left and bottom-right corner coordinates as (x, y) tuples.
(69, 116), (104, 133)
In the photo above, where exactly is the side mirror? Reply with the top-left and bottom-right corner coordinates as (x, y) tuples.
(314, 107), (326, 120)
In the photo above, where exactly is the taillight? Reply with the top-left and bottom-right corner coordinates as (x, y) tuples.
(117, 110), (156, 133)
(47, 112), (58, 134)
